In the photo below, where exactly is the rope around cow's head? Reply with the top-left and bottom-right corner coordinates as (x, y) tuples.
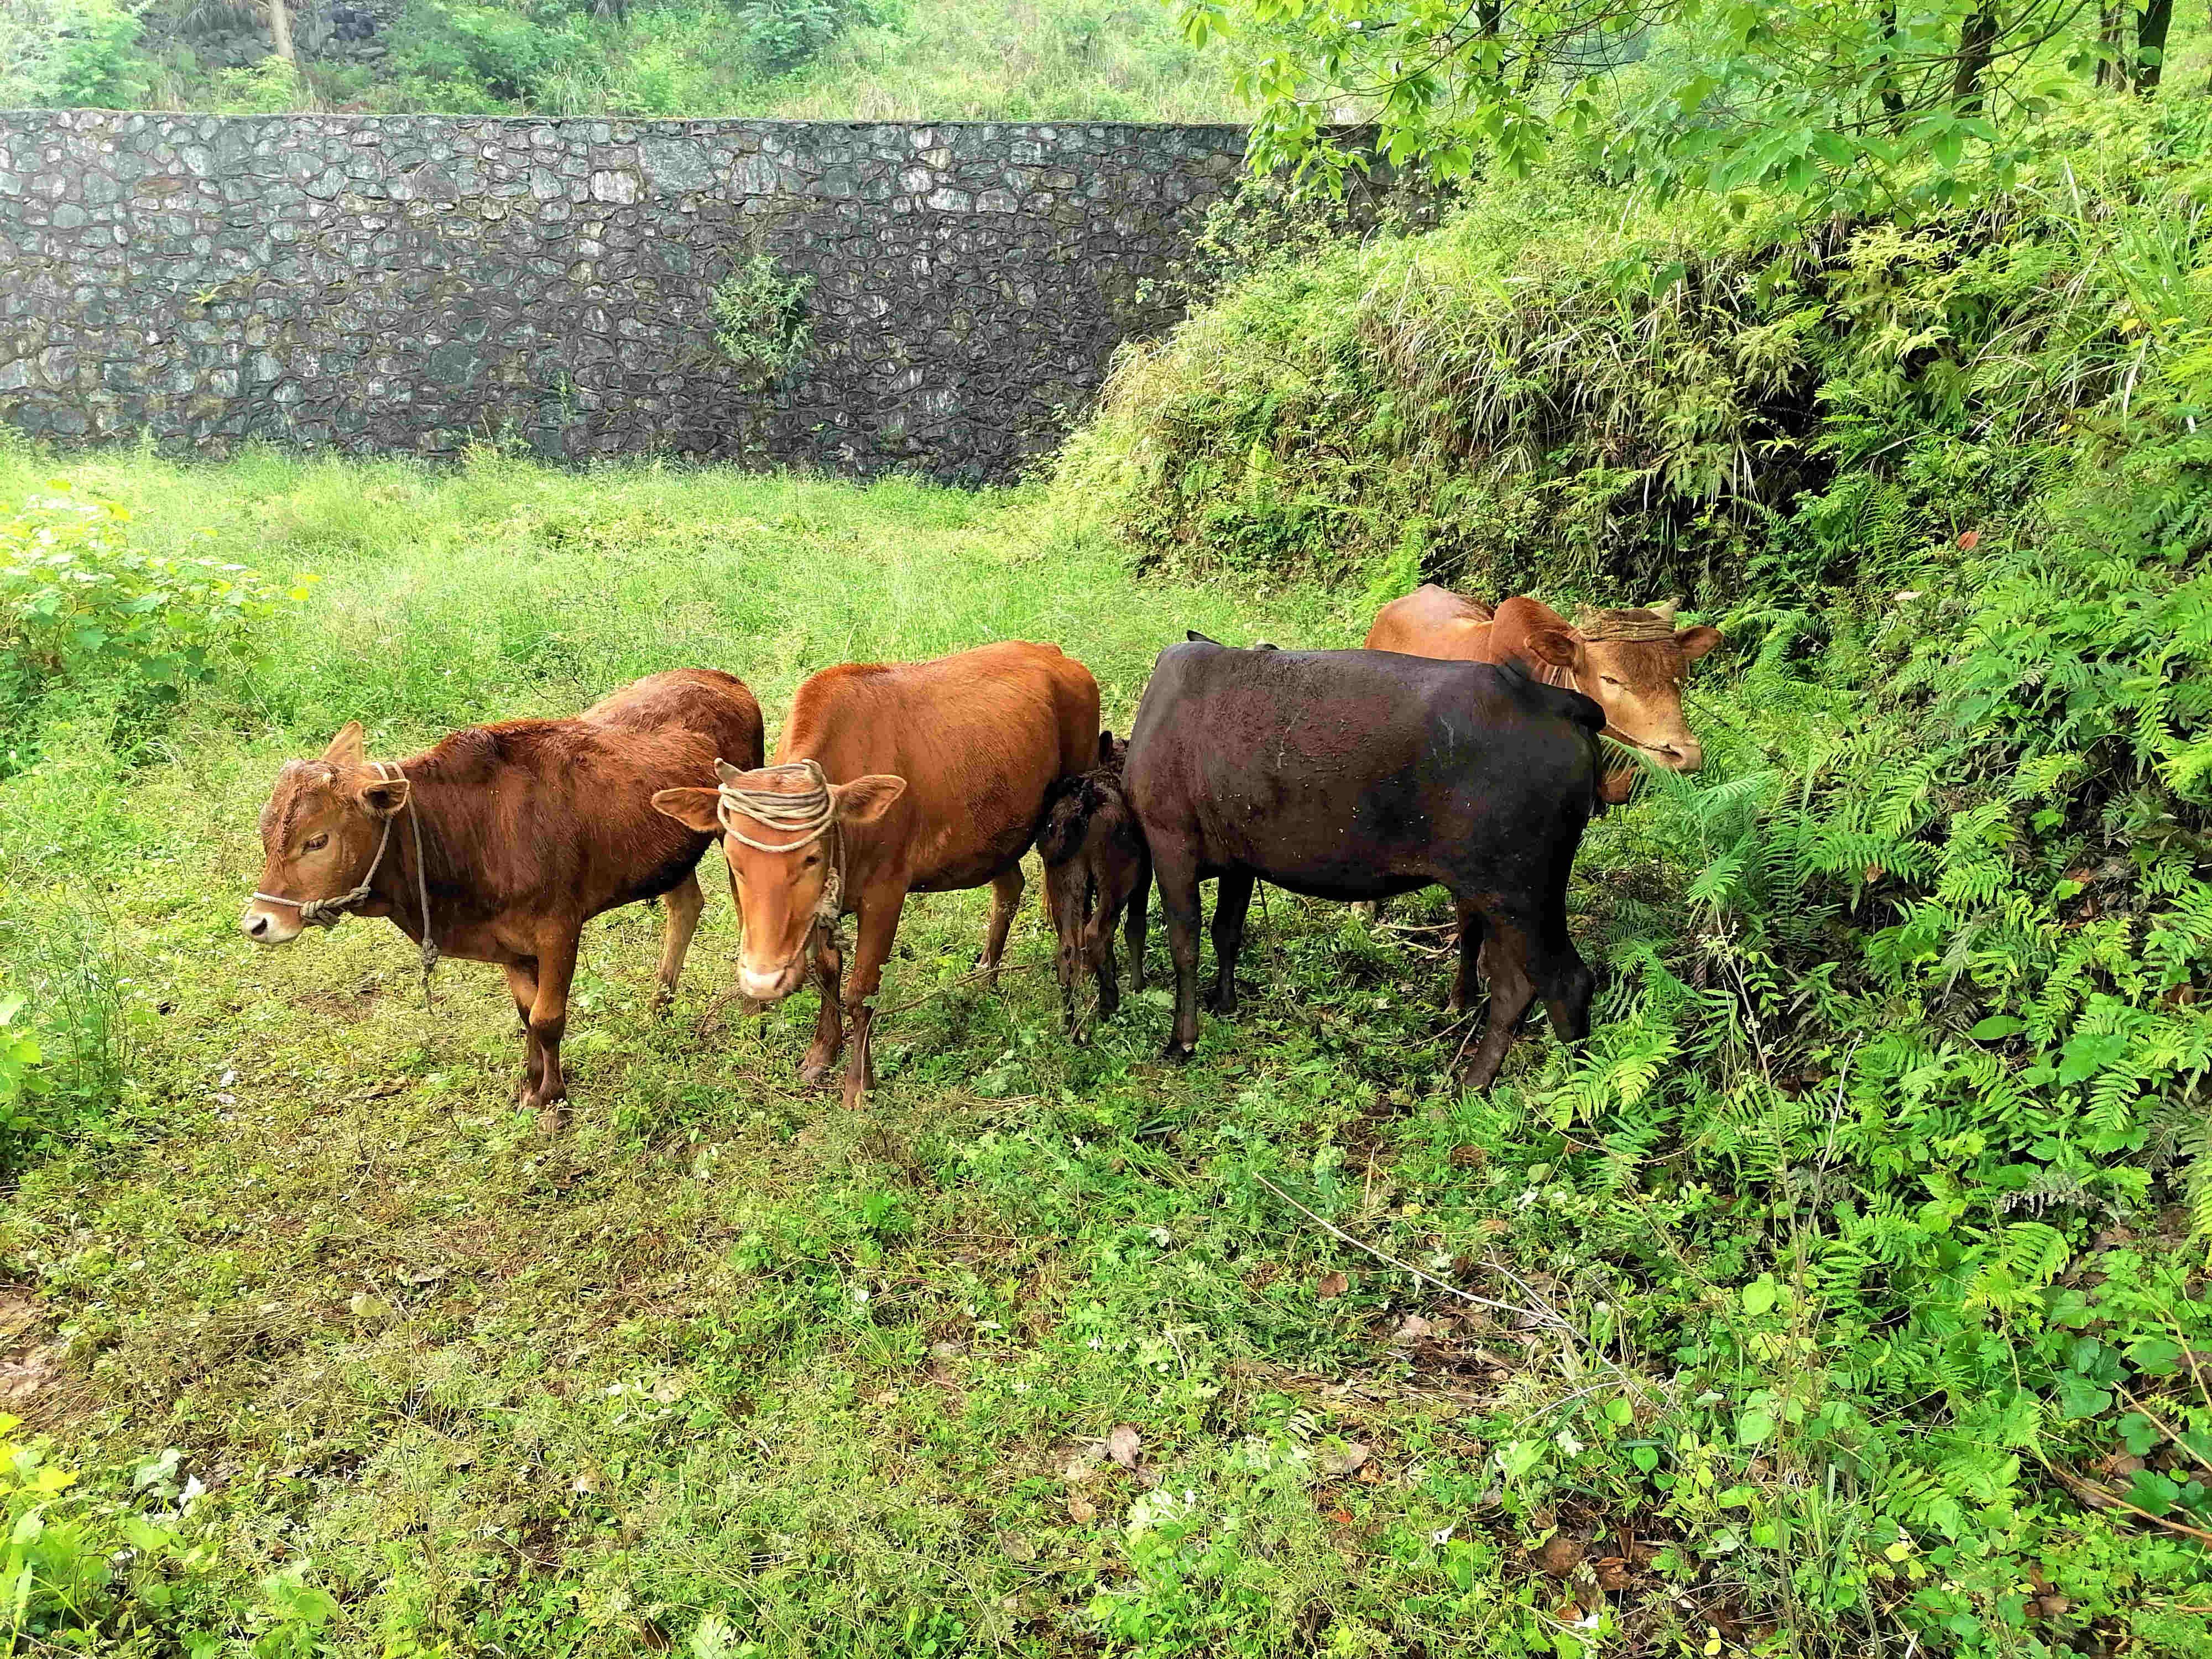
(251, 759), (441, 1008)
(715, 758), (848, 928)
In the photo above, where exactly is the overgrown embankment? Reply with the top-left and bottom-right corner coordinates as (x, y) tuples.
(1054, 88), (2212, 1653)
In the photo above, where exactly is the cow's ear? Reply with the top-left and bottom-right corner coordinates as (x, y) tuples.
(653, 787), (724, 834)
(1675, 625), (1723, 664)
(357, 773), (411, 818)
(1520, 619), (1581, 672)
(322, 721), (366, 766)
(834, 774), (906, 825)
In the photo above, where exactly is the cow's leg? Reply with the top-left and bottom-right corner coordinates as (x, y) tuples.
(799, 926), (846, 1086)
(651, 869), (705, 1013)
(1458, 911), (1536, 1093)
(1152, 842), (1203, 1060)
(1535, 893), (1595, 1045)
(526, 927), (580, 1133)
(841, 889), (907, 1110)
(1124, 844), (1151, 993)
(1451, 904), (1489, 1015)
(1207, 870), (1255, 1016)
(1088, 894), (1121, 1022)
(504, 961), (543, 1102)
(979, 863), (1025, 987)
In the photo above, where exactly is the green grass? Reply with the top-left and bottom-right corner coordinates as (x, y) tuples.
(4, 436), (2211, 1655)
(0, 448), (1663, 1657)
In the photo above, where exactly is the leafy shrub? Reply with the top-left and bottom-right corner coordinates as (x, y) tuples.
(0, 0), (152, 109)
(392, 0), (593, 106)
(209, 55), (310, 114)
(0, 481), (312, 758)
(0, 1418), (213, 1648)
(734, 0), (877, 74)
(712, 254), (815, 385)
(1060, 93), (2206, 606)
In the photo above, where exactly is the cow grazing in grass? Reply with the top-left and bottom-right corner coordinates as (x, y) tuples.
(1037, 731), (1150, 1040)
(241, 670), (765, 1131)
(1364, 587), (1721, 804)
(653, 642), (1099, 1109)
(1125, 639), (1603, 1090)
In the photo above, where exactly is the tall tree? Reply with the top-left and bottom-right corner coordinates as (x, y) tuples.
(2136, 0), (2173, 91)
(1954, 4), (2001, 111)
(266, 0), (295, 64)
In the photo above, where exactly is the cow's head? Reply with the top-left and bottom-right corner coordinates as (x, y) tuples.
(653, 761), (905, 1003)
(1493, 598), (1722, 801)
(240, 721), (411, 943)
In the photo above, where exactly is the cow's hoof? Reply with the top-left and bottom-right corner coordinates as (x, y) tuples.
(1161, 1042), (1196, 1065)
(533, 1095), (567, 1136)
(799, 1058), (837, 1088)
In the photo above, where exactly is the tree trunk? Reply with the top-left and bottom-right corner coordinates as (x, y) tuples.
(2095, 3), (2124, 86)
(1953, 3), (2000, 112)
(267, 0), (296, 64)
(2136, 0), (2173, 93)
(1879, 2), (1904, 117)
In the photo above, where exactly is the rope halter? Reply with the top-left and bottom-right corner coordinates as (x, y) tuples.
(251, 759), (441, 1008)
(714, 759), (846, 927)
(1572, 599), (1680, 643)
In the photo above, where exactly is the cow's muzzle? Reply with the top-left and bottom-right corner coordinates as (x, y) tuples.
(738, 954), (809, 1003)
(239, 901), (304, 945)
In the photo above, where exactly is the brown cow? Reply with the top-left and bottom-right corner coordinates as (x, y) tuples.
(240, 670), (765, 1131)
(652, 642), (1099, 1109)
(1364, 586), (1721, 804)
(1036, 731), (1151, 1040)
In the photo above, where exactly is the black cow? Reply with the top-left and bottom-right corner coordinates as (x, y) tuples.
(1123, 641), (1604, 1089)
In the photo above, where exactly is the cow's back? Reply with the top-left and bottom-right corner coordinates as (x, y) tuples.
(1364, 584), (1496, 661)
(582, 669), (765, 770)
(780, 641), (1100, 891)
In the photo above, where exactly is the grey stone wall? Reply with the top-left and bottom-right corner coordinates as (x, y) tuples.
(0, 111), (1259, 481)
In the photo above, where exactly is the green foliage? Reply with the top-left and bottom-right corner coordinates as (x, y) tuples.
(0, 480), (311, 760)
(1050, 64), (2212, 1656)
(0, 1421), (212, 1649)
(0, 0), (153, 109)
(208, 55), (310, 114)
(12, 0), (1234, 119)
(711, 254), (816, 384)
(1176, 0), (2190, 213)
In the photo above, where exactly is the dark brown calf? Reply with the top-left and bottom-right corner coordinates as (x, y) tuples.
(241, 670), (764, 1131)
(653, 641), (1099, 1109)
(1037, 732), (1150, 1040)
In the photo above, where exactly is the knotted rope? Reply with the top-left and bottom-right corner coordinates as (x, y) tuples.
(1572, 600), (1681, 643)
(252, 760), (440, 1009)
(716, 759), (846, 926)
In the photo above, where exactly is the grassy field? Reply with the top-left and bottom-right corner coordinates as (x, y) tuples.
(0, 447), (1709, 1657)
(5, 436), (2208, 1657)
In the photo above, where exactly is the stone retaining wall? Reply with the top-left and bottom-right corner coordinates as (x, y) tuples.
(0, 111), (1259, 480)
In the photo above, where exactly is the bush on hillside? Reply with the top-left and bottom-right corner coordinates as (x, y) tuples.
(1062, 85), (2212, 1653)
(1061, 96), (2205, 607)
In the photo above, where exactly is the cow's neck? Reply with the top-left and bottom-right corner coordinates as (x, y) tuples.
(363, 753), (457, 943)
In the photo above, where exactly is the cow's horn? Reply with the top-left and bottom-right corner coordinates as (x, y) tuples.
(1572, 603), (1603, 633)
(713, 758), (750, 784)
(1650, 598), (1679, 623)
